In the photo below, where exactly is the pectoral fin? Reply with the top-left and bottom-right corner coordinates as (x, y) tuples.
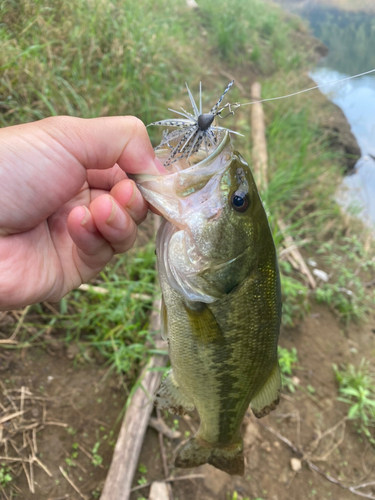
(155, 370), (195, 416)
(251, 363), (281, 418)
(184, 301), (223, 344)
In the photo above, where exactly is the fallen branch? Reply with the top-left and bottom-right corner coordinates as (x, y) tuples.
(100, 215), (169, 500)
(149, 417), (181, 440)
(78, 284), (152, 302)
(0, 305), (30, 344)
(130, 474), (205, 493)
(59, 466), (88, 500)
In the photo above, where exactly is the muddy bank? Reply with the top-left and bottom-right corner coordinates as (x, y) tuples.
(318, 97), (361, 172)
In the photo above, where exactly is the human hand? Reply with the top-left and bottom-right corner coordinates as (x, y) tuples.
(0, 116), (164, 311)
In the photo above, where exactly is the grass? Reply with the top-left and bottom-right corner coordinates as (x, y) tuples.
(333, 359), (375, 445)
(0, 465), (12, 488)
(315, 236), (375, 323)
(19, 242), (158, 384)
(198, 0), (302, 71)
(278, 346), (299, 393)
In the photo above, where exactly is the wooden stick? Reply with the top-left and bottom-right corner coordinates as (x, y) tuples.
(250, 82), (268, 192)
(100, 215), (168, 500)
(278, 220), (317, 289)
(250, 82), (316, 289)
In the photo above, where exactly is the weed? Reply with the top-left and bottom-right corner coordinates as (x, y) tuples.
(280, 262), (310, 326)
(198, 0), (301, 72)
(278, 346), (298, 393)
(138, 464), (148, 474)
(333, 359), (375, 445)
(0, 466), (12, 487)
(92, 442), (103, 467)
(137, 476), (148, 486)
(316, 237), (375, 324)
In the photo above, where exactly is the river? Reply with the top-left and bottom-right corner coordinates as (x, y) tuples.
(275, 1), (375, 229)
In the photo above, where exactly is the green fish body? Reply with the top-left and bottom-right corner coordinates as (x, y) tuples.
(133, 132), (281, 475)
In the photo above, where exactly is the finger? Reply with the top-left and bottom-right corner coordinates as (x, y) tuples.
(39, 115), (167, 175)
(67, 206), (114, 277)
(88, 194), (138, 254)
(86, 164), (127, 190)
(110, 179), (148, 225)
(0, 116), (167, 231)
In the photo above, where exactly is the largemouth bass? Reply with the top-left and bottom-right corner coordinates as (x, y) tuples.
(133, 130), (281, 476)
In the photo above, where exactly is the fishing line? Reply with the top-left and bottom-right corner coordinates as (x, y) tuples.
(226, 68), (375, 109)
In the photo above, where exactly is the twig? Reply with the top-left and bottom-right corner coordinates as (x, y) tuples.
(78, 284), (152, 302)
(20, 386), (25, 424)
(277, 220), (317, 289)
(130, 474), (205, 492)
(0, 411), (25, 425)
(22, 460), (33, 493)
(29, 454), (35, 494)
(149, 417), (181, 439)
(259, 421), (375, 499)
(0, 305), (30, 344)
(156, 409), (174, 500)
(59, 466), (88, 500)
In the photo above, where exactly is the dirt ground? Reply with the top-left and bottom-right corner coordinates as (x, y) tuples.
(1, 301), (375, 500)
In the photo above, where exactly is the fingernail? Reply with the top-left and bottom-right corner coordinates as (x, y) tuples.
(126, 181), (137, 206)
(80, 206), (89, 226)
(106, 199), (127, 230)
(80, 206), (96, 233)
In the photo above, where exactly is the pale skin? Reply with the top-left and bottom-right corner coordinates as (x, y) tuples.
(0, 116), (166, 311)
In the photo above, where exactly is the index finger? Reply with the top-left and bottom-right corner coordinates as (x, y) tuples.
(38, 115), (166, 175)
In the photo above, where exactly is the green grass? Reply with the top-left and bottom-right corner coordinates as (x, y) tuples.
(199, 0), (302, 71)
(0, 0), (304, 129)
(0, 0), (200, 126)
(333, 360), (375, 445)
(315, 236), (375, 323)
(0, 466), (12, 488)
(22, 243), (158, 382)
(278, 346), (299, 393)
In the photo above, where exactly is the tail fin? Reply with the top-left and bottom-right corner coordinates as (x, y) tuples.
(175, 437), (244, 476)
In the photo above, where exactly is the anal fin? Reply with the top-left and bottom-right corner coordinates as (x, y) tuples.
(155, 370), (195, 416)
(251, 363), (281, 419)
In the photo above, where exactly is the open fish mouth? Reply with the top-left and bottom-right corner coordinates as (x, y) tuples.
(131, 130), (232, 224)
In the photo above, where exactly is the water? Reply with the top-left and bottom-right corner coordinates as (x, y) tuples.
(277, 2), (375, 229)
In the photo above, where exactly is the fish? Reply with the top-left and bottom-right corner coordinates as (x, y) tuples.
(133, 101), (281, 477)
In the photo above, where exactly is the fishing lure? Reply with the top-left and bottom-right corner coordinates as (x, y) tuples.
(148, 68), (375, 167)
(148, 81), (242, 166)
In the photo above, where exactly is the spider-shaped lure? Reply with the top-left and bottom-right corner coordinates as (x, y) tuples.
(148, 81), (242, 166)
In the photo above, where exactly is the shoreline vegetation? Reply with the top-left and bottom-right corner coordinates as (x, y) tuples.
(1, 0), (375, 498)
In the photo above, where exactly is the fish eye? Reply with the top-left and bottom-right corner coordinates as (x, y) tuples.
(231, 193), (249, 212)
